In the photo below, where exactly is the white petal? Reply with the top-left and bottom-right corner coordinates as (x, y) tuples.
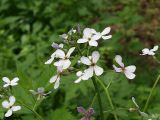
(49, 75), (59, 83)
(80, 56), (91, 65)
(9, 96), (16, 106)
(62, 59), (71, 69)
(84, 67), (94, 78)
(151, 45), (158, 52)
(113, 65), (122, 72)
(89, 40), (98, 47)
(77, 38), (88, 43)
(94, 65), (104, 76)
(125, 65), (136, 73)
(76, 71), (83, 77)
(83, 28), (92, 38)
(91, 34), (101, 41)
(74, 78), (82, 83)
(54, 60), (63, 67)
(54, 78), (60, 89)
(91, 28), (97, 34)
(66, 47), (75, 58)
(102, 35), (112, 40)
(124, 71), (136, 79)
(92, 51), (100, 63)
(115, 55), (124, 67)
(11, 106), (21, 111)
(2, 77), (10, 83)
(141, 48), (149, 55)
(11, 77), (19, 86)
(45, 57), (55, 64)
(55, 49), (65, 59)
(101, 27), (111, 35)
(3, 84), (10, 88)
(59, 44), (64, 48)
(5, 109), (12, 117)
(2, 101), (10, 108)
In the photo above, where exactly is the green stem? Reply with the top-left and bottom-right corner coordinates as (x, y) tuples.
(18, 100), (44, 120)
(143, 75), (160, 112)
(96, 77), (119, 120)
(90, 93), (97, 107)
(92, 77), (104, 120)
(33, 98), (39, 111)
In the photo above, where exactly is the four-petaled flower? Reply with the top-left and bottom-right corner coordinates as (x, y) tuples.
(54, 47), (75, 69)
(77, 107), (95, 120)
(74, 71), (90, 83)
(141, 45), (159, 56)
(113, 55), (136, 79)
(2, 96), (21, 117)
(77, 28), (101, 47)
(50, 67), (63, 89)
(2, 77), (19, 88)
(80, 51), (104, 78)
(29, 87), (51, 100)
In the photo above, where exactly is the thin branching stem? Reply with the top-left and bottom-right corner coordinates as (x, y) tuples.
(143, 74), (160, 112)
(96, 76), (119, 120)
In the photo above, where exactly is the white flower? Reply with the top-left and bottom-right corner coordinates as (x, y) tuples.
(2, 96), (21, 117)
(141, 45), (159, 56)
(49, 67), (63, 89)
(113, 55), (136, 79)
(45, 44), (64, 65)
(96, 27), (112, 40)
(131, 97), (148, 118)
(54, 47), (75, 69)
(74, 71), (90, 83)
(77, 28), (101, 47)
(2, 77), (19, 88)
(30, 87), (51, 100)
(80, 51), (104, 78)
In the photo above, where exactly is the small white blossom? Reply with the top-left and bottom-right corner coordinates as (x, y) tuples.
(77, 28), (101, 47)
(97, 27), (112, 40)
(141, 45), (159, 56)
(2, 77), (19, 88)
(54, 47), (75, 69)
(80, 51), (104, 78)
(2, 96), (21, 117)
(49, 67), (63, 89)
(113, 55), (136, 79)
(131, 97), (148, 118)
(45, 44), (64, 65)
(74, 71), (90, 83)
(30, 87), (51, 100)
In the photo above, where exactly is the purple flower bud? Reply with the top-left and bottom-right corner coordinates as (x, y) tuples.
(77, 107), (95, 120)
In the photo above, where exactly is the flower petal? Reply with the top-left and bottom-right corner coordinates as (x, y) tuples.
(83, 28), (92, 38)
(62, 59), (71, 69)
(151, 45), (158, 52)
(2, 101), (10, 108)
(102, 35), (112, 40)
(80, 57), (91, 65)
(12, 106), (21, 111)
(9, 96), (16, 106)
(5, 109), (12, 117)
(2, 77), (10, 83)
(74, 78), (82, 83)
(115, 55), (124, 67)
(55, 49), (65, 59)
(77, 107), (86, 114)
(101, 27), (111, 35)
(92, 51), (100, 63)
(54, 78), (60, 89)
(125, 65), (136, 73)
(88, 108), (95, 115)
(89, 40), (98, 47)
(91, 34), (101, 41)
(113, 65), (122, 72)
(11, 77), (19, 86)
(45, 57), (55, 64)
(77, 38), (88, 43)
(50, 75), (59, 83)
(3, 84), (10, 88)
(66, 47), (75, 58)
(84, 67), (94, 78)
(124, 71), (136, 79)
(76, 71), (83, 77)
(141, 48), (149, 55)
(94, 65), (104, 76)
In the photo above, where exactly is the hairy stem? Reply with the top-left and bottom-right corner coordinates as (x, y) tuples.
(143, 75), (160, 112)
(92, 77), (104, 120)
(96, 77), (119, 120)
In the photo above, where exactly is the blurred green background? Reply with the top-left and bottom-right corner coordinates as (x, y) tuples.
(0, 0), (160, 119)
